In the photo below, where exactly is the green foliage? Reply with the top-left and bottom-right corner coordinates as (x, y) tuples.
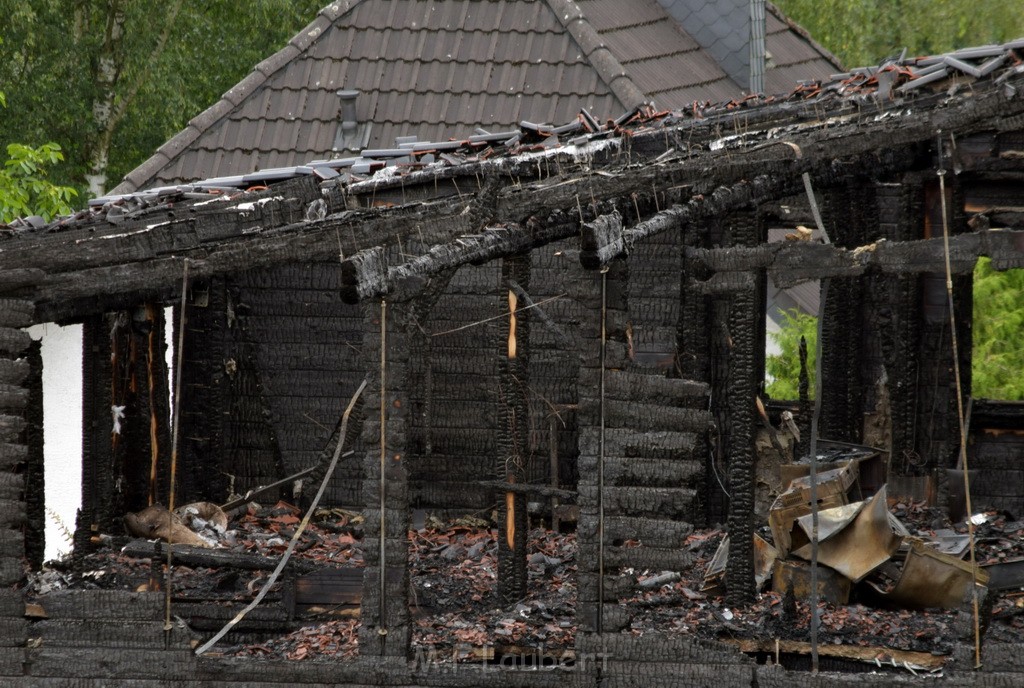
(775, 0), (1024, 68)
(765, 308), (817, 400)
(0, 142), (77, 222)
(972, 258), (1024, 400)
(0, 0), (323, 199)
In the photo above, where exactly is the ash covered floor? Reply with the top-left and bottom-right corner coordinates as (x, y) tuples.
(23, 498), (1024, 668)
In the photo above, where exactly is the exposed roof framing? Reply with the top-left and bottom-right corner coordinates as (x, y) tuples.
(6, 63), (1024, 322)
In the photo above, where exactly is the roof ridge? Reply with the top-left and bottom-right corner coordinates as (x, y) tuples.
(543, 0), (648, 112)
(111, 0), (366, 195)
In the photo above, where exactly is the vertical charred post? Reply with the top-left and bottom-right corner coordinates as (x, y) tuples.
(22, 339), (44, 569)
(498, 253), (531, 603)
(77, 314), (115, 559)
(679, 225), (715, 523)
(0, 298), (32, 661)
(818, 181), (870, 442)
(359, 299), (411, 658)
(797, 336), (811, 459)
(874, 182), (923, 475)
(724, 213), (764, 607)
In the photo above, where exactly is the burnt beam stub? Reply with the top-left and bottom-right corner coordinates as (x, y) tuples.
(723, 213), (764, 607)
(0, 298), (32, 667)
(497, 253), (531, 604)
(359, 299), (411, 658)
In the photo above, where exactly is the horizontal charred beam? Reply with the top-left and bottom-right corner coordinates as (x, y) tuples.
(688, 229), (1024, 289)
(340, 221), (580, 303)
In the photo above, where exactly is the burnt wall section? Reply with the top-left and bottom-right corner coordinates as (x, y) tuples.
(631, 222), (685, 366)
(527, 241), (582, 494)
(968, 401), (1024, 516)
(576, 259), (630, 634)
(678, 224), (718, 524)
(176, 276), (285, 506)
(917, 179), (973, 474)
(872, 181), (924, 474)
(413, 263), (502, 510)
(0, 299), (35, 673)
(576, 256), (708, 633)
(231, 263), (366, 507)
(359, 299), (411, 658)
(80, 308), (173, 524)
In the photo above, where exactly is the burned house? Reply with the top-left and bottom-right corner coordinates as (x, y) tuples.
(2, 30), (1024, 688)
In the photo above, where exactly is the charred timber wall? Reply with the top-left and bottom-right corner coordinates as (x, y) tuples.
(231, 263), (366, 507)
(967, 401), (1024, 516)
(0, 299), (35, 674)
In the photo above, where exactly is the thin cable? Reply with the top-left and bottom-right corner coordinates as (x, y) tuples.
(807, 280), (827, 674)
(378, 299), (388, 640)
(165, 260), (189, 638)
(597, 268), (607, 635)
(937, 134), (982, 668)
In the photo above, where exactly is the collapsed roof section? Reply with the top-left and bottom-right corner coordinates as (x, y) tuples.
(5, 39), (1023, 324)
(111, 0), (838, 194)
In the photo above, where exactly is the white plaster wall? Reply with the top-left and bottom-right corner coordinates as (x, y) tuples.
(26, 323), (83, 562)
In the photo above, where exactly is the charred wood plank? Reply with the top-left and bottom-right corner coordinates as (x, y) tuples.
(477, 480), (575, 499)
(120, 540), (319, 573)
(687, 228), (1024, 288)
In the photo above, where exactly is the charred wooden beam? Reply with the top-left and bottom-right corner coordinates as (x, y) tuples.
(340, 221), (583, 304)
(687, 228), (1024, 289)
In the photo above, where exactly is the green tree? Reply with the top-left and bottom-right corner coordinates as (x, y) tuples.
(0, 142), (77, 222)
(775, 0), (1024, 68)
(0, 41), (77, 223)
(0, 0), (323, 199)
(972, 258), (1024, 400)
(765, 308), (817, 399)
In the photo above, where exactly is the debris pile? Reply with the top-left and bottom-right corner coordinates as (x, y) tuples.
(411, 525), (577, 660)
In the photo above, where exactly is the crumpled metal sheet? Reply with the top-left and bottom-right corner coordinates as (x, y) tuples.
(869, 538), (991, 610)
(702, 534), (779, 594)
(792, 485), (900, 583)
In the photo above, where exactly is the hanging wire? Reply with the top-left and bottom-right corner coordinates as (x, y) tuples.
(597, 267), (608, 635)
(936, 132), (983, 669)
(378, 299), (388, 642)
(164, 260), (189, 642)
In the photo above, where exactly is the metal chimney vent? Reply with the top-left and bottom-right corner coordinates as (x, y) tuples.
(334, 89), (373, 153)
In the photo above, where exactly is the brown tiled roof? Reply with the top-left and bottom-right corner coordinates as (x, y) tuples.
(113, 0), (840, 194)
